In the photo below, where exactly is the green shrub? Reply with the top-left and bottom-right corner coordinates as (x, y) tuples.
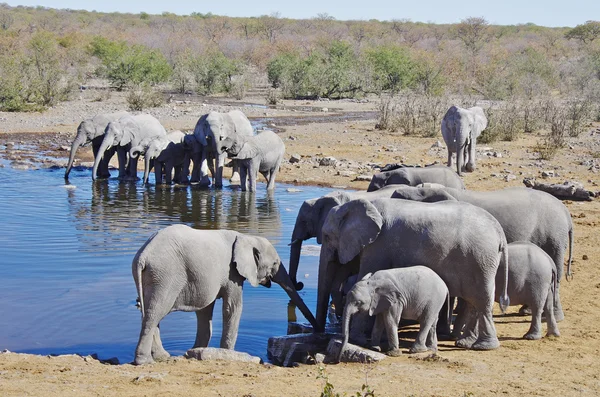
(366, 45), (417, 94)
(126, 84), (164, 111)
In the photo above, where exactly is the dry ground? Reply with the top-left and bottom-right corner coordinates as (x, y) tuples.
(1, 91), (600, 396)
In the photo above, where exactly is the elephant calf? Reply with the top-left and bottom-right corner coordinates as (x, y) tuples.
(221, 130), (285, 192)
(341, 266), (449, 358)
(132, 224), (317, 365)
(367, 165), (464, 192)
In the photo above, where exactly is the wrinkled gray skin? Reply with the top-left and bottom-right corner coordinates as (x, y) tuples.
(441, 105), (488, 175)
(132, 224), (318, 365)
(193, 110), (253, 187)
(391, 185), (573, 321)
(65, 111), (129, 179)
(221, 130), (285, 192)
(340, 267), (449, 360)
(318, 198), (509, 351)
(455, 242), (560, 341)
(288, 184), (402, 291)
(93, 114), (167, 181)
(367, 165), (465, 192)
(130, 131), (187, 185)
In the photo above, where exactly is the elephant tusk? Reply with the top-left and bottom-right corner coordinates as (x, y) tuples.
(288, 239), (301, 246)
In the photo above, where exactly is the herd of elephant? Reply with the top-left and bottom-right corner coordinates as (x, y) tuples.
(123, 105), (574, 365)
(64, 110), (285, 192)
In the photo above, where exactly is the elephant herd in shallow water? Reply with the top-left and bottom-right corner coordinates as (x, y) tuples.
(64, 106), (573, 365)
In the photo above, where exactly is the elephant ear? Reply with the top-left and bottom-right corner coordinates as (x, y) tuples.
(118, 116), (138, 146)
(369, 285), (393, 316)
(222, 113), (237, 135)
(235, 141), (259, 160)
(322, 198), (383, 264)
(193, 115), (208, 146)
(313, 195), (343, 244)
(232, 234), (260, 287)
(470, 107), (488, 138)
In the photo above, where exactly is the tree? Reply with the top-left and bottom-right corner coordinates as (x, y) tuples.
(565, 21), (600, 44)
(456, 16), (489, 56)
(258, 12), (285, 44)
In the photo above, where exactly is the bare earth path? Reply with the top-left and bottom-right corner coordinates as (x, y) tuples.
(1, 91), (600, 396)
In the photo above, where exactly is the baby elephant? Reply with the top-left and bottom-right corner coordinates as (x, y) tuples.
(340, 266), (449, 358)
(499, 242), (560, 340)
(221, 130), (285, 192)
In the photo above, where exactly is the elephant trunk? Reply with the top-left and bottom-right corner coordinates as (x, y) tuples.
(566, 226), (574, 281)
(272, 263), (318, 330)
(288, 239), (304, 291)
(93, 135), (114, 181)
(65, 134), (86, 179)
(129, 145), (144, 159)
(455, 136), (463, 176)
(143, 153), (152, 184)
(338, 303), (356, 363)
(316, 247), (340, 332)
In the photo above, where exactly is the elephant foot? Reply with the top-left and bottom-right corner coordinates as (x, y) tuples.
(385, 348), (402, 357)
(408, 344), (428, 354)
(518, 305), (532, 316)
(370, 345), (382, 353)
(229, 175), (241, 185)
(471, 337), (500, 350)
(133, 355), (154, 366)
(152, 349), (171, 362)
(554, 308), (565, 322)
(455, 334), (477, 349)
(546, 330), (560, 338)
(523, 331), (542, 340)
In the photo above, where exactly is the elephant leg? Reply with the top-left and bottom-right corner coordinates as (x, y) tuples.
(117, 148), (128, 179)
(155, 163), (163, 185)
(151, 324), (170, 361)
(447, 149), (453, 168)
(214, 154), (226, 188)
(239, 166), (248, 192)
(134, 293), (176, 365)
(472, 305), (500, 350)
(230, 160), (241, 185)
(455, 302), (478, 348)
(451, 298), (468, 339)
(266, 162), (280, 190)
(411, 314), (436, 354)
(549, 250), (565, 321)
(126, 156), (140, 181)
(248, 169), (257, 192)
(426, 319), (439, 352)
(370, 314), (385, 351)
(436, 296), (454, 339)
(220, 286), (243, 349)
(466, 138), (476, 172)
(544, 286), (561, 337)
(524, 302), (543, 340)
(384, 308), (401, 356)
(165, 164), (173, 185)
(193, 301), (216, 348)
(198, 147), (212, 186)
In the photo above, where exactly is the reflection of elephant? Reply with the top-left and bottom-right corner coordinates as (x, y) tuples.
(289, 185), (402, 291)
(391, 185), (573, 321)
(132, 224), (317, 365)
(65, 111), (129, 179)
(221, 130), (285, 192)
(367, 165), (464, 192)
(130, 131), (187, 185)
(193, 110), (253, 187)
(441, 105), (487, 175)
(93, 114), (167, 181)
(317, 198), (509, 351)
(340, 267), (449, 358)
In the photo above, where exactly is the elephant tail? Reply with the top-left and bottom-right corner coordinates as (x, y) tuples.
(566, 225), (574, 281)
(134, 258), (146, 317)
(498, 241), (510, 313)
(551, 267), (558, 311)
(446, 290), (452, 330)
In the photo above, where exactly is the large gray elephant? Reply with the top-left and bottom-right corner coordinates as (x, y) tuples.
(340, 266), (449, 359)
(132, 224), (317, 365)
(367, 165), (465, 192)
(221, 130), (285, 192)
(193, 110), (253, 187)
(441, 105), (487, 175)
(288, 184), (403, 291)
(130, 130), (187, 185)
(317, 198), (509, 351)
(64, 111), (129, 179)
(391, 185), (573, 321)
(93, 114), (167, 181)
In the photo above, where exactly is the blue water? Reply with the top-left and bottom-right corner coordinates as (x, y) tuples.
(0, 162), (333, 364)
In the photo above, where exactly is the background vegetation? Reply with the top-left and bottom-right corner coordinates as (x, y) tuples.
(0, 5), (598, 152)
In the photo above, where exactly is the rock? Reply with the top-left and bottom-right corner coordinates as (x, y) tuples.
(583, 254), (589, 260)
(319, 157), (337, 167)
(1, 349), (10, 353)
(504, 174), (516, 182)
(325, 339), (387, 364)
(286, 187), (302, 193)
(493, 151), (502, 158)
(431, 140), (444, 148)
(321, 107), (328, 112)
(338, 170), (356, 177)
(541, 170), (555, 178)
(353, 174), (373, 182)
(185, 348), (262, 364)
(289, 154), (301, 164)
(60, 145), (70, 151)
(267, 333), (336, 367)
(287, 322), (314, 335)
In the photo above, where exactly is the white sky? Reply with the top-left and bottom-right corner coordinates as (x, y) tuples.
(3, 0), (598, 27)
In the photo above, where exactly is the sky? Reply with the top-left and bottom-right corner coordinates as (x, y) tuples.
(3, 0), (599, 28)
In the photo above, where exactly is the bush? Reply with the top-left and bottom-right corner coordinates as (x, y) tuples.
(189, 50), (243, 95)
(366, 45), (417, 94)
(376, 93), (450, 137)
(126, 84), (164, 111)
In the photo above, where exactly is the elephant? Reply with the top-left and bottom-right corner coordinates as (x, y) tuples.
(317, 198), (509, 351)
(130, 130), (187, 185)
(441, 105), (488, 175)
(182, 134), (211, 184)
(93, 114), (167, 181)
(367, 164), (465, 192)
(64, 111), (129, 179)
(390, 185), (573, 321)
(132, 224), (318, 365)
(193, 110), (254, 187)
(221, 130), (285, 192)
(340, 266), (449, 359)
(288, 184), (404, 291)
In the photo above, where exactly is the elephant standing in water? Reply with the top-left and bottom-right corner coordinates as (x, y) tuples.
(64, 111), (129, 179)
(92, 114), (167, 181)
(441, 105), (488, 175)
(317, 198), (509, 351)
(391, 185), (573, 321)
(367, 165), (464, 192)
(193, 110), (253, 187)
(130, 130), (187, 185)
(132, 224), (317, 365)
